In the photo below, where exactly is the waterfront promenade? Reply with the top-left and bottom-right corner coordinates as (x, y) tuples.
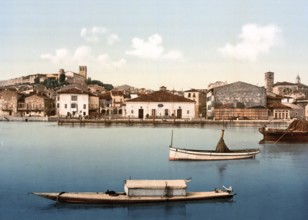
(0, 115), (290, 127)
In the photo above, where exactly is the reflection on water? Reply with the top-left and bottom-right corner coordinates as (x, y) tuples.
(217, 163), (227, 178)
(1, 122), (308, 220)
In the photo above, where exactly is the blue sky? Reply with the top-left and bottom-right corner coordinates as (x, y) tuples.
(1, 0), (308, 90)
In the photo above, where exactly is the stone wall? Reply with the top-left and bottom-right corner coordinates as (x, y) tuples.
(214, 82), (266, 108)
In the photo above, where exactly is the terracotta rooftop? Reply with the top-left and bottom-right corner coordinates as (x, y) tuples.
(267, 103), (291, 109)
(184, 89), (200, 92)
(57, 87), (89, 94)
(126, 91), (195, 103)
(99, 93), (112, 100)
(274, 81), (308, 88)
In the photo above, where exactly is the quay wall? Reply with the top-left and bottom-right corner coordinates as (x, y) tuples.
(0, 116), (291, 127)
(57, 118), (290, 127)
(0, 116), (49, 122)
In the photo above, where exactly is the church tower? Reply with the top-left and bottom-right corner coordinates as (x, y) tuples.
(264, 71), (274, 92)
(79, 66), (87, 78)
(296, 74), (301, 84)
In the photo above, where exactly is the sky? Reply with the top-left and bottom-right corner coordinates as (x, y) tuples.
(1, 0), (308, 90)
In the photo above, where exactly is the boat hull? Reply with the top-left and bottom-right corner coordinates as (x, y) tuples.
(169, 147), (260, 161)
(258, 128), (308, 144)
(32, 191), (233, 204)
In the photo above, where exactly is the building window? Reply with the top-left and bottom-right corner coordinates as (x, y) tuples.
(131, 110), (134, 114)
(187, 110), (190, 114)
(57, 96), (60, 101)
(83, 104), (86, 109)
(165, 109), (169, 116)
(64, 104), (67, 109)
(188, 93), (191, 97)
(57, 103), (59, 108)
(71, 95), (77, 101)
(71, 103), (77, 108)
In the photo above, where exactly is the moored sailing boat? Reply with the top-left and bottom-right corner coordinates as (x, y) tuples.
(169, 130), (260, 161)
(259, 119), (308, 144)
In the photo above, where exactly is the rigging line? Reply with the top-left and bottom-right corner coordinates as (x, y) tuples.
(274, 130), (289, 144)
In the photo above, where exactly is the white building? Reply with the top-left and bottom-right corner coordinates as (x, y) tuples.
(57, 87), (89, 117)
(184, 89), (206, 117)
(125, 90), (195, 119)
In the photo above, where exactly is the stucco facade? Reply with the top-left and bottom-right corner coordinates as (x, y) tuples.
(21, 94), (54, 116)
(184, 89), (206, 117)
(125, 91), (195, 119)
(57, 88), (89, 117)
(0, 88), (19, 116)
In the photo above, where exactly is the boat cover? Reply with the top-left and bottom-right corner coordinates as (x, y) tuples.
(215, 130), (230, 153)
(124, 180), (187, 189)
(287, 119), (308, 131)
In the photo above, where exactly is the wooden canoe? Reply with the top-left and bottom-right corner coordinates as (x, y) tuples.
(169, 129), (260, 161)
(32, 190), (234, 204)
(169, 147), (260, 161)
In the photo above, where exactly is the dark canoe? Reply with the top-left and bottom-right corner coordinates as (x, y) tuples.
(259, 119), (308, 144)
(259, 127), (308, 144)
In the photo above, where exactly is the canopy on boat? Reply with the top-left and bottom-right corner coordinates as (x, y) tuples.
(215, 130), (230, 153)
(125, 180), (187, 190)
(287, 119), (308, 131)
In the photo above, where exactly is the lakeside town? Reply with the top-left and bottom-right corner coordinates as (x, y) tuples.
(0, 65), (308, 124)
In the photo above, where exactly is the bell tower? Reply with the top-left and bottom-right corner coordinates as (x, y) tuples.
(264, 71), (274, 92)
(79, 66), (87, 78)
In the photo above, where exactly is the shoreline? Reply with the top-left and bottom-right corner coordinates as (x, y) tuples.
(0, 116), (290, 127)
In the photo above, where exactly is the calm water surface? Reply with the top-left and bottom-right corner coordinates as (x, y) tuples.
(0, 122), (307, 220)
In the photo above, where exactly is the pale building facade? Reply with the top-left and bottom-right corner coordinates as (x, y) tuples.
(57, 87), (89, 117)
(125, 90), (195, 119)
(184, 89), (206, 117)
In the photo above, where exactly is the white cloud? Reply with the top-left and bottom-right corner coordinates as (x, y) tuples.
(218, 24), (282, 61)
(41, 46), (126, 69)
(107, 34), (120, 46)
(162, 50), (183, 60)
(126, 34), (183, 60)
(80, 26), (107, 43)
(80, 26), (120, 46)
(112, 59), (127, 68)
(41, 48), (72, 64)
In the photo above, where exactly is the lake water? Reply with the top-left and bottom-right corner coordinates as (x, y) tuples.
(0, 122), (307, 220)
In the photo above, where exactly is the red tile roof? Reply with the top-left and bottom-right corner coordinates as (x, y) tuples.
(267, 103), (291, 109)
(57, 87), (89, 94)
(126, 91), (195, 103)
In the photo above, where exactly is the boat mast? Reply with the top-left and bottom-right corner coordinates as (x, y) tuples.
(170, 130), (174, 147)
